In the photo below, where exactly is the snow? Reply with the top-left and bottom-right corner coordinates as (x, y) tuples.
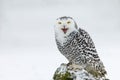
(0, 0), (120, 80)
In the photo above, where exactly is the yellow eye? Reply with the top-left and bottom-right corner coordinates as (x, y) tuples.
(67, 21), (71, 24)
(58, 22), (62, 24)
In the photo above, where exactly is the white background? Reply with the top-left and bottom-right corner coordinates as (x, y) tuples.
(0, 0), (120, 80)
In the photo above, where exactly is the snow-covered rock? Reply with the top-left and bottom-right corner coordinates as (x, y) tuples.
(53, 63), (109, 80)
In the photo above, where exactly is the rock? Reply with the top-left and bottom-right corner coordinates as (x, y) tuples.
(53, 63), (109, 80)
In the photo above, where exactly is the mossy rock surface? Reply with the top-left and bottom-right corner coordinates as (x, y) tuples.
(53, 71), (73, 80)
(53, 63), (95, 80)
(53, 63), (109, 80)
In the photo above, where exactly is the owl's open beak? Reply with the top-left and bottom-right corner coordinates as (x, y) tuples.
(61, 28), (68, 34)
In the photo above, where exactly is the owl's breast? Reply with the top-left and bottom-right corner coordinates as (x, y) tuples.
(58, 38), (81, 62)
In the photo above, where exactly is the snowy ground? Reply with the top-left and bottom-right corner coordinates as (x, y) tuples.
(0, 0), (120, 80)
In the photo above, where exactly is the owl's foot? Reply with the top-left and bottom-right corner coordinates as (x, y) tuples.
(67, 63), (83, 71)
(67, 62), (72, 66)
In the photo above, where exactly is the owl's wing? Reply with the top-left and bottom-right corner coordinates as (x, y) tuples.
(76, 28), (107, 77)
(76, 28), (98, 57)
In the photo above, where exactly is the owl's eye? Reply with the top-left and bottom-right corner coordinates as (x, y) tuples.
(58, 22), (62, 24)
(67, 21), (71, 24)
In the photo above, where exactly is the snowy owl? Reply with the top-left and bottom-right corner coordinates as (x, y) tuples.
(54, 16), (108, 79)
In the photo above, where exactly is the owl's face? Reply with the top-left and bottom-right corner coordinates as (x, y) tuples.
(54, 16), (78, 36)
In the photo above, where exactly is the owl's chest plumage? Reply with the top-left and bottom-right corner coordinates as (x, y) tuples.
(58, 37), (79, 60)
(56, 31), (84, 64)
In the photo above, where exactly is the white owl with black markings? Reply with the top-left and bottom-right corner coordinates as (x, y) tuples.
(54, 16), (108, 79)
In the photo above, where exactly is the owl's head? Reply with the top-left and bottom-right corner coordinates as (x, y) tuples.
(54, 16), (78, 36)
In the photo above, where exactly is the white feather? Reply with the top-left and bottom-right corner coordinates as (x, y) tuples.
(54, 18), (77, 45)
